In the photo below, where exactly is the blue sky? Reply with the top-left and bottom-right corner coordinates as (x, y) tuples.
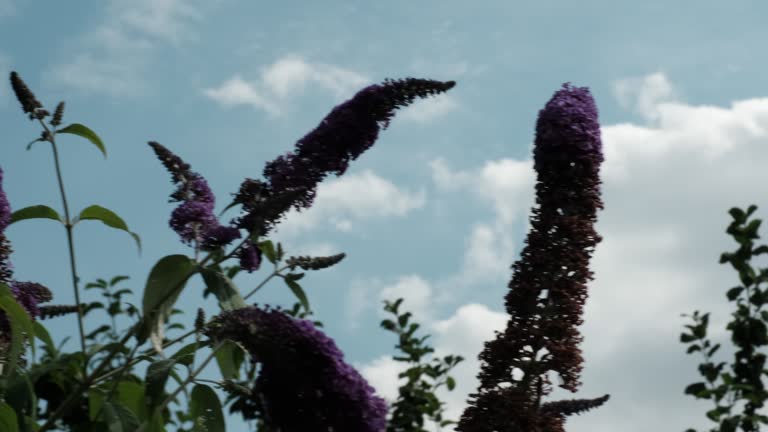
(2, 1), (768, 430)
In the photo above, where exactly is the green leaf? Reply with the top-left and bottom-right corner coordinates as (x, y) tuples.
(116, 380), (146, 420)
(76, 205), (141, 253)
(58, 123), (107, 158)
(138, 255), (196, 343)
(144, 359), (177, 413)
(33, 321), (55, 355)
(214, 340), (244, 380)
(0, 402), (18, 432)
(9, 205), (62, 225)
(171, 342), (203, 367)
(107, 402), (140, 432)
(726, 286), (744, 301)
(446, 376), (456, 391)
(283, 277), (309, 311)
(199, 268), (246, 311)
(258, 240), (277, 264)
(190, 384), (225, 432)
(0, 284), (34, 381)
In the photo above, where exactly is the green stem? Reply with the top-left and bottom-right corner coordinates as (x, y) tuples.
(39, 120), (87, 360)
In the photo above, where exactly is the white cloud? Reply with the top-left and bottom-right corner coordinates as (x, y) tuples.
(202, 75), (279, 114)
(47, 0), (204, 96)
(400, 94), (459, 123)
(357, 355), (406, 403)
(612, 72), (677, 121)
(378, 275), (434, 321)
(273, 169), (426, 238)
(204, 55), (369, 115)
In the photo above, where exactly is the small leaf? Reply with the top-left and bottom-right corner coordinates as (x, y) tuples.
(171, 342), (204, 367)
(9, 205), (62, 225)
(144, 359), (177, 413)
(214, 340), (244, 380)
(727, 286), (744, 301)
(258, 240), (277, 264)
(0, 402), (17, 432)
(58, 123), (107, 158)
(138, 255), (196, 343)
(76, 205), (141, 253)
(284, 278), (309, 311)
(33, 321), (55, 354)
(446, 376), (456, 391)
(190, 384), (225, 432)
(200, 268), (246, 311)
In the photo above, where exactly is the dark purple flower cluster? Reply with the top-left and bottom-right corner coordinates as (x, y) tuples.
(0, 169), (12, 284)
(206, 305), (388, 432)
(10, 281), (52, 318)
(149, 142), (241, 250)
(458, 84), (608, 432)
(234, 78), (456, 236)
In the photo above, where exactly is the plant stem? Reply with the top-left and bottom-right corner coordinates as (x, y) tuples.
(39, 119), (87, 359)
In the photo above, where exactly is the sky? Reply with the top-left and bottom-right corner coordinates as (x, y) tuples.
(2, 0), (768, 431)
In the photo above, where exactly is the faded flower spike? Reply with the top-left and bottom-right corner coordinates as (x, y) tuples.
(206, 305), (388, 431)
(39, 304), (80, 320)
(50, 101), (65, 127)
(458, 83), (607, 432)
(149, 142), (241, 249)
(286, 252), (346, 271)
(236, 78), (456, 235)
(9, 71), (44, 119)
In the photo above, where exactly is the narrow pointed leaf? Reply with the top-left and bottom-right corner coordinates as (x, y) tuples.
(139, 255), (196, 342)
(190, 384), (225, 432)
(76, 205), (141, 253)
(283, 278), (310, 311)
(200, 268), (246, 311)
(58, 123), (107, 158)
(9, 205), (62, 225)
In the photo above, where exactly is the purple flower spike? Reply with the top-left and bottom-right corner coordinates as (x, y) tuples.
(0, 168), (11, 232)
(236, 78), (455, 236)
(206, 306), (388, 431)
(458, 84), (607, 432)
(149, 142), (240, 249)
(10, 281), (52, 318)
(0, 168), (13, 284)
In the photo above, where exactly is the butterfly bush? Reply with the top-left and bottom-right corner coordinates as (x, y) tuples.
(206, 305), (389, 431)
(457, 84), (609, 432)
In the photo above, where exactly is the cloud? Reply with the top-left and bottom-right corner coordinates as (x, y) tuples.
(273, 169), (426, 238)
(612, 72), (677, 121)
(204, 55), (369, 115)
(378, 275), (434, 321)
(399, 94), (459, 123)
(364, 72), (768, 431)
(47, 0), (204, 96)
